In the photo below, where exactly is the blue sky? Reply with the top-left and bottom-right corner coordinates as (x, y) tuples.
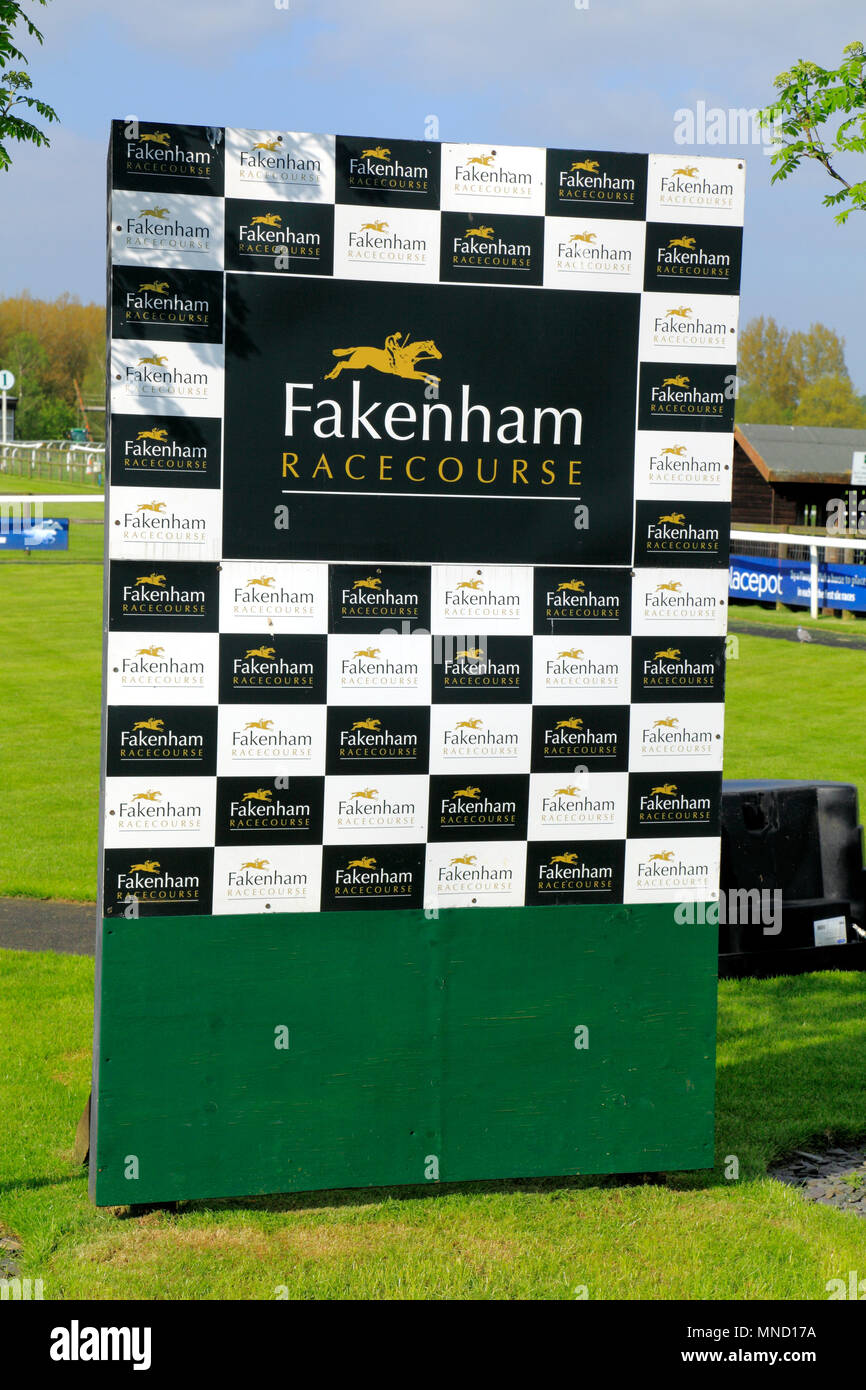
(2, 0), (863, 384)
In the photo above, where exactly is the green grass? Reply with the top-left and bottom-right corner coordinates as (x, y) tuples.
(724, 634), (866, 812)
(1, 949), (864, 1299)
(0, 566), (102, 899)
(730, 601), (866, 638)
(0, 471), (103, 495)
(3, 557), (866, 1297)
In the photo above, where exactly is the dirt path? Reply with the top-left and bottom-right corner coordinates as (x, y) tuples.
(0, 898), (95, 955)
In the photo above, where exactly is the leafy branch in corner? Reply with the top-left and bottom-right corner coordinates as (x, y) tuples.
(0, 1), (58, 173)
(760, 41), (866, 224)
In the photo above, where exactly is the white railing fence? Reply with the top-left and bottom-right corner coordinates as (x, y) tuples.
(0, 440), (105, 486)
(731, 528), (866, 620)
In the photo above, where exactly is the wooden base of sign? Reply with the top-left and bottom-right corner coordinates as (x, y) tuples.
(74, 1094), (91, 1166)
(89, 903), (717, 1206)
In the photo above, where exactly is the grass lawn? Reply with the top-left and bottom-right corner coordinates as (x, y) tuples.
(0, 566), (102, 899)
(724, 634), (866, 812)
(0, 472), (103, 495)
(729, 600), (866, 638)
(1, 948), (864, 1299)
(2, 557), (866, 1297)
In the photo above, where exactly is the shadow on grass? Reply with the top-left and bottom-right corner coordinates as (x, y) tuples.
(8, 1133), (865, 1223)
(2, 1165), (724, 1219)
(0, 1173), (85, 1197)
(123, 1162), (741, 1221)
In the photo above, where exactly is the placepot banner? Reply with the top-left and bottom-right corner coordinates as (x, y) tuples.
(729, 553), (866, 612)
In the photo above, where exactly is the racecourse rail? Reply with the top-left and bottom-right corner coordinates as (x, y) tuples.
(730, 529), (866, 618)
(0, 440), (105, 486)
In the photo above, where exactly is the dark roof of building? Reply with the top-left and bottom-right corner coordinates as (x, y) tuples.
(735, 423), (866, 484)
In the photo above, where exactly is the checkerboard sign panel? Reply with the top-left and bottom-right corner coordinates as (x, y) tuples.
(102, 122), (743, 920)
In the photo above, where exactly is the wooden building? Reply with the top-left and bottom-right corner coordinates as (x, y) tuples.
(733, 423), (866, 530)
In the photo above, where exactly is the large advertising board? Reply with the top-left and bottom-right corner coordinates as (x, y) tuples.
(91, 123), (743, 1204)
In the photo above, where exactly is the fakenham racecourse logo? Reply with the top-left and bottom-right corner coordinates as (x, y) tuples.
(324, 332), (443, 385)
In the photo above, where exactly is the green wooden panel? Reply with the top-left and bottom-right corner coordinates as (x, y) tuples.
(91, 903), (717, 1205)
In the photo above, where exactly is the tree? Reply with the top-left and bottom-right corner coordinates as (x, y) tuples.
(733, 388), (791, 426)
(761, 41), (866, 224)
(0, 292), (104, 395)
(16, 389), (76, 440)
(0, 293), (105, 439)
(789, 321), (848, 384)
(736, 317), (860, 425)
(793, 375), (866, 427)
(737, 316), (802, 419)
(2, 327), (46, 396)
(0, 1), (57, 172)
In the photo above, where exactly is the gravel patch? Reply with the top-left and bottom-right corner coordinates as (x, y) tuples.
(770, 1144), (866, 1215)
